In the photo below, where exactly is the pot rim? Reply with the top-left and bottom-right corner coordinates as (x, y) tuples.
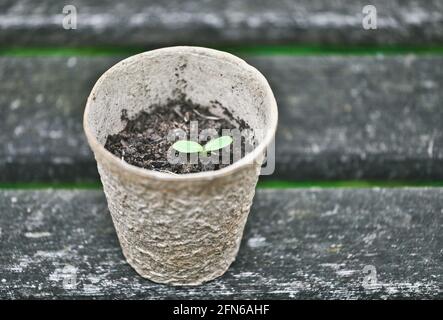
(83, 46), (278, 182)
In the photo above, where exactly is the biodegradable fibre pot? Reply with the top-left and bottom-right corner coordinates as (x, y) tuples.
(84, 46), (278, 285)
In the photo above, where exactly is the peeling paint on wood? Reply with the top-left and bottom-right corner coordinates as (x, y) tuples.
(1, 0), (443, 46)
(0, 189), (441, 299)
(1, 56), (443, 182)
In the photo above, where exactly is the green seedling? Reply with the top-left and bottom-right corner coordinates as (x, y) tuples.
(172, 136), (233, 156)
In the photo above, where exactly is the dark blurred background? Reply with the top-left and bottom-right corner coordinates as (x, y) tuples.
(1, 0), (442, 184)
(1, 0), (443, 47)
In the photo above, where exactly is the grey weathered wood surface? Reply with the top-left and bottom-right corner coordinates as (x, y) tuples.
(1, 0), (443, 46)
(0, 188), (441, 299)
(1, 55), (442, 182)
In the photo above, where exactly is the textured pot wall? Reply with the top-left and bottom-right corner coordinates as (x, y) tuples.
(97, 159), (260, 285)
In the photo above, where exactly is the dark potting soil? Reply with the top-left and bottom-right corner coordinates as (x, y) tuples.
(104, 98), (252, 174)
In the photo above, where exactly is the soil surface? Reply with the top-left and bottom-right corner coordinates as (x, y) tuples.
(104, 98), (251, 174)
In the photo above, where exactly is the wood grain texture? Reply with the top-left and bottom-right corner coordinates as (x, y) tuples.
(0, 188), (441, 299)
(1, 55), (442, 182)
(1, 0), (443, 46)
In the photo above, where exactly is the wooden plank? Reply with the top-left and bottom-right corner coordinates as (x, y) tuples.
(1, 55), (442, 182)
(0, 188), (441, 299)
(269, 55), (443, 180)
(1, 0), (443, 47)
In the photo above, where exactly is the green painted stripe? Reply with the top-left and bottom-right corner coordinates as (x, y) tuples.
(0, 180), (442, 190)
(257, 180), (443, 189)
(1, 45), (443, 57)
(0, 47), (143, 57)
(222, 45), (443, 56)
(0, 182), (103, 190)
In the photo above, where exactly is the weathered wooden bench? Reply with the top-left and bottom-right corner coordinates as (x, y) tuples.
(0, 0), (442, 299)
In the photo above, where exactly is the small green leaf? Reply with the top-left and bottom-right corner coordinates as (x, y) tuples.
(203, 136), (233, 152)
(172, 140), (204, 153)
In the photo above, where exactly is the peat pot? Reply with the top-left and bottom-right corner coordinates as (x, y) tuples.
(84, 46), (278, 285)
